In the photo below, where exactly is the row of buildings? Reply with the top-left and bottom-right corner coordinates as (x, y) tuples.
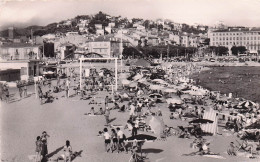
(208, 27), (260, 53)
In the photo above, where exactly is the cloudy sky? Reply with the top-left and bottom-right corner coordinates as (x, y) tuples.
(0, 0), (260, 29)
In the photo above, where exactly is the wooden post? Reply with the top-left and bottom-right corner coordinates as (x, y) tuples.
(115, 58), (118, 91)
(79, 58), (82, 90)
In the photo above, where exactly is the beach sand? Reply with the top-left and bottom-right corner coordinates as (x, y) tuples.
(1, 61), (260, 162)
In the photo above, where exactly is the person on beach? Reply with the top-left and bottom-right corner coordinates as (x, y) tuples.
(65, 85), (69, 98)
(18, 83), (23, 99)
(4, 84), (9, 103)
(63, 140), (72, 162)
(227, 142), (237, 156)
(103, 128), (111, 152)
(96, 107), (104, 115)
(90, 107), (95, 115)
(111, 129), (119, 153)
(105, 96), (109, 108)
(117, 127), (127, 153)
(41, 131), (50, 160)
(104, 107), (110, 125)
(23, 84), (27, 97)
(35, 136), (42, 162)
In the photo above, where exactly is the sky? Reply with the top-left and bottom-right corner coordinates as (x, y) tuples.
(0, 0), (260, 29)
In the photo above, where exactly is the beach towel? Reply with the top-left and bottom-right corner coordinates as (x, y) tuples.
(203, 154), (226, 159)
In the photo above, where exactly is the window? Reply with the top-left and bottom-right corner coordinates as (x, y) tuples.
(213, 42), (215, 46)
(237, 37), (239, 40)
(226, 42), (229, 45)
(254, 37), (256, 40)
(233, 37), (235, 40)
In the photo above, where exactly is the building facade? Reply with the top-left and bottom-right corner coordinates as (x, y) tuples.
(209, 27), (260, 52)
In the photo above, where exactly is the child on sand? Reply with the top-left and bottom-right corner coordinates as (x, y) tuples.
(41, 131), (50, 160)
(111, 129), (119, 153)
(117, 127), (127, 153)
(35, 136), (42, 162)
(103, 128), (111, 152)
(227, 142), (237, 156)
(63, 140), (72, 162)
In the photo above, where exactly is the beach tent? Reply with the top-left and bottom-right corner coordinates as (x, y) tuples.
(238, 100), (256, 108)
(132, 59), (152, 67)
(201, 108), (218, 135)
(149, 116), (165, 137)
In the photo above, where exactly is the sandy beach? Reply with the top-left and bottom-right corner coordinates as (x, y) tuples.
(1, 71), (260, 162)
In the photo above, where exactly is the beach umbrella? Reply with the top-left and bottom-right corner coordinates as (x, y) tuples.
(121, 79), (131, 85)
(162, 88), (177, 93)
(245, 121), (260, 130)
(238, 100), (256, 108)
(133, 73), (143, 81)
(189, 119), (214, 124)
(152, 79), (168, 85)
(126, 134), (157, 158)
(126, 134), (157, 141)
(149, 84), (165, 90)
(119, 73), (129, 79)
(182, 113), (198, 118)
(128, 82), (138, 88)
(166, 97), (183, 104)
(180, 94), (192, 99)
(187, 90), (204, 96)
(149, 93), (163, 98)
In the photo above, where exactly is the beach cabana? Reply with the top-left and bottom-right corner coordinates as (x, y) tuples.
(201, 108), (218, 135)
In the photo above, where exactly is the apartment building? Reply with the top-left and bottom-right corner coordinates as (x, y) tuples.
(209, 27), (260, 52)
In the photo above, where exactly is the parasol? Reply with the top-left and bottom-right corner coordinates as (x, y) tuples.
(189, 119), (214, 124)
(121, 79), (131, 85)
(238, 100), (256, 108)
(149, 84), (165, 90)
(149, 93), (163, 98)
(180, 94), (192, 99)
(166, 97), (183, 105)
(245, 121), (260, 130)
(126, 134), (157, 141)
(162, 88), (177, 93)
(128, 82), (138, 88)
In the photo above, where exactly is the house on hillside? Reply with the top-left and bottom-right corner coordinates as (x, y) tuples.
(0, 43), (43, 60)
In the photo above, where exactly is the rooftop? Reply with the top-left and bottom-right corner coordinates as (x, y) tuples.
(213, 27), (260, 32)
(0, 43), (42, 48)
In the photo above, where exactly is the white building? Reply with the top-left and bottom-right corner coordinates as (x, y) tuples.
(209, 27), (260, 52)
